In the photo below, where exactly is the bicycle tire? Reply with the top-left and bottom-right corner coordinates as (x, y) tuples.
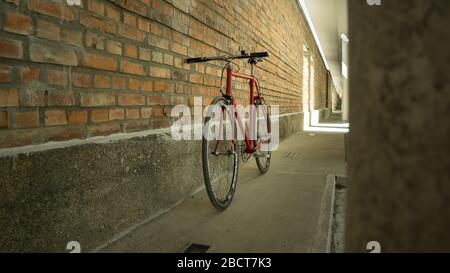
(254, 98), (271, 174)
(202, 96), (239, 210)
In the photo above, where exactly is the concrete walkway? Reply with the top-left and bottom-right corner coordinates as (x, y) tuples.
(99, 131), (346, 253)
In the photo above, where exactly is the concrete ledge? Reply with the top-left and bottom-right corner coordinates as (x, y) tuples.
(0, 134), (204, 252)
(0, 112), (304, 252)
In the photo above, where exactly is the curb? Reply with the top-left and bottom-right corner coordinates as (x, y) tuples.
(309, 174), (336, 253)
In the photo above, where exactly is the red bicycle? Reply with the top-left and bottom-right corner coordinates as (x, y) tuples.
(186, 51), (272, 210)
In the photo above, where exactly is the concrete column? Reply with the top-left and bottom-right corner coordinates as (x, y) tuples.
(341, 78), (349, 121)
(341, 34), (349, 121)
(346, 1), (450, 252)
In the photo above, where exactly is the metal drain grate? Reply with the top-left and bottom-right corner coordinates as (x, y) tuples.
(184, 243), (210, 253)
(284, 152), (298, 158)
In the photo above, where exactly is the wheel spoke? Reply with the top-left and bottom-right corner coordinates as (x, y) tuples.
(203, 98), (238, 207)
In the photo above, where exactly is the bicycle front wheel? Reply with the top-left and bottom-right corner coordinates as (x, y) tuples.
(202, 97), (239, 210)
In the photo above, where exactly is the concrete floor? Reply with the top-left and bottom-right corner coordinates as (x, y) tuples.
(98, 131), (346, 253)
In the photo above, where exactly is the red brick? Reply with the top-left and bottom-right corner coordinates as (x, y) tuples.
(173, 32), (188, 46)
(171, 43), (188, 55)
(124, 12), (137, 26)
(91, 109), (109, 123)
(141, 80), (152, 91)
(61, 5), (75, 21)
(105, 5), (120, 21)
(195, 64), (205, 73)
(73, 72), (92, 88)
(36, 19), (60, 41)
(80, 11), (115, 33)
(163, 54), (173, 65)
(45, 110), (67, 126)
(152, 51), (163, 63)
(28, 0), (60, 17)
(141, 107), (152, 118)
(148, 95), (168, 105)
(138, 18), (150, 32)
(119, 94), (145, 105)
(14, 111), (40, 128)
(173, 70), (187, 81)
(21, 89), (45, 106)
(189, 74), (203, 84)
(192, 86), (208, 96)
(123, 119), (150, 131)
(171, 96), (186, 105)
(68, 110), (88, 125)
(62, 28), (83, 46)
(154, 81), (174, 93)
(0, 39), (23, 60)
(139, 47), (151, 61)
(30, 43), (77, 66)
(94, 75), (111, 88)
(152, 108), (163, 117)
(175, 84), (184, 94)
(47, 91), (75, 106)
(28, 0), (74, 21)
(0, 65), (10, 83)
(109, 108), (124, 120)
(118, 24), (145, 42)
(0, 111), (8, 128)
(149, 35), (169, 50)
(203, 97), (213, 106)
(172, 0), (189, 13)
(106, 40), (122, 55)
(19, 67), (40, 83)
(115, 0), (147, 16)
(82, 53), (117, 71)
(204, 77), (216, 86)
(88, 0), (104, 16)
(80, 92), (115, 106)
(47, 69), (68, 87)
(126, 108), (140, 119)
(3, 13), (32, 35)
(120, 60), (145, 75)
(174, 57), (190, 70)
(124, 44), (138, 58)
(150, 22), (161, 35)
(0, 88), (19, 107)
(112, 77), (126, 89)
(150, 67), (171, 79)
(162, 3), (174, 17)
(88, 123), (121, 136)
(128, 78), (140, 90)
(86, 32), (105, 50)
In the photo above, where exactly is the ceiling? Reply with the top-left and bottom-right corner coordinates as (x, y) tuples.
(300, 0), (348, 93)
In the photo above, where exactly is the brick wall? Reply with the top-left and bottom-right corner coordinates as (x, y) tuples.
(0, 0), (328, 149)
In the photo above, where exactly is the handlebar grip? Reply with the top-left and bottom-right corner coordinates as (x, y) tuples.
(250, 52), (270, 58)
(185, 57), (205, 64)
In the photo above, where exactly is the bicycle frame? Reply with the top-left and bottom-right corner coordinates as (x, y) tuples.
(224, 64), (268, 154)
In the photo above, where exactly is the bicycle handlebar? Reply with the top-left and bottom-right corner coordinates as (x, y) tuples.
(185, 51), (270, 64)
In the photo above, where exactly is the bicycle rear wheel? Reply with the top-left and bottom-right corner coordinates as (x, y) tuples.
(202, 97), (239, 210)
(254, 98), (271, 174)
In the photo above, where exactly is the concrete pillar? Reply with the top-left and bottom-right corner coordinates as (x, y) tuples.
(346, 1), (450, 252)
(341, 78), (349, 121)
(341, 34), (349, 121)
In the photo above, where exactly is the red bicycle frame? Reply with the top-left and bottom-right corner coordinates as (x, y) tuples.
(225, 64), (267, 154)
